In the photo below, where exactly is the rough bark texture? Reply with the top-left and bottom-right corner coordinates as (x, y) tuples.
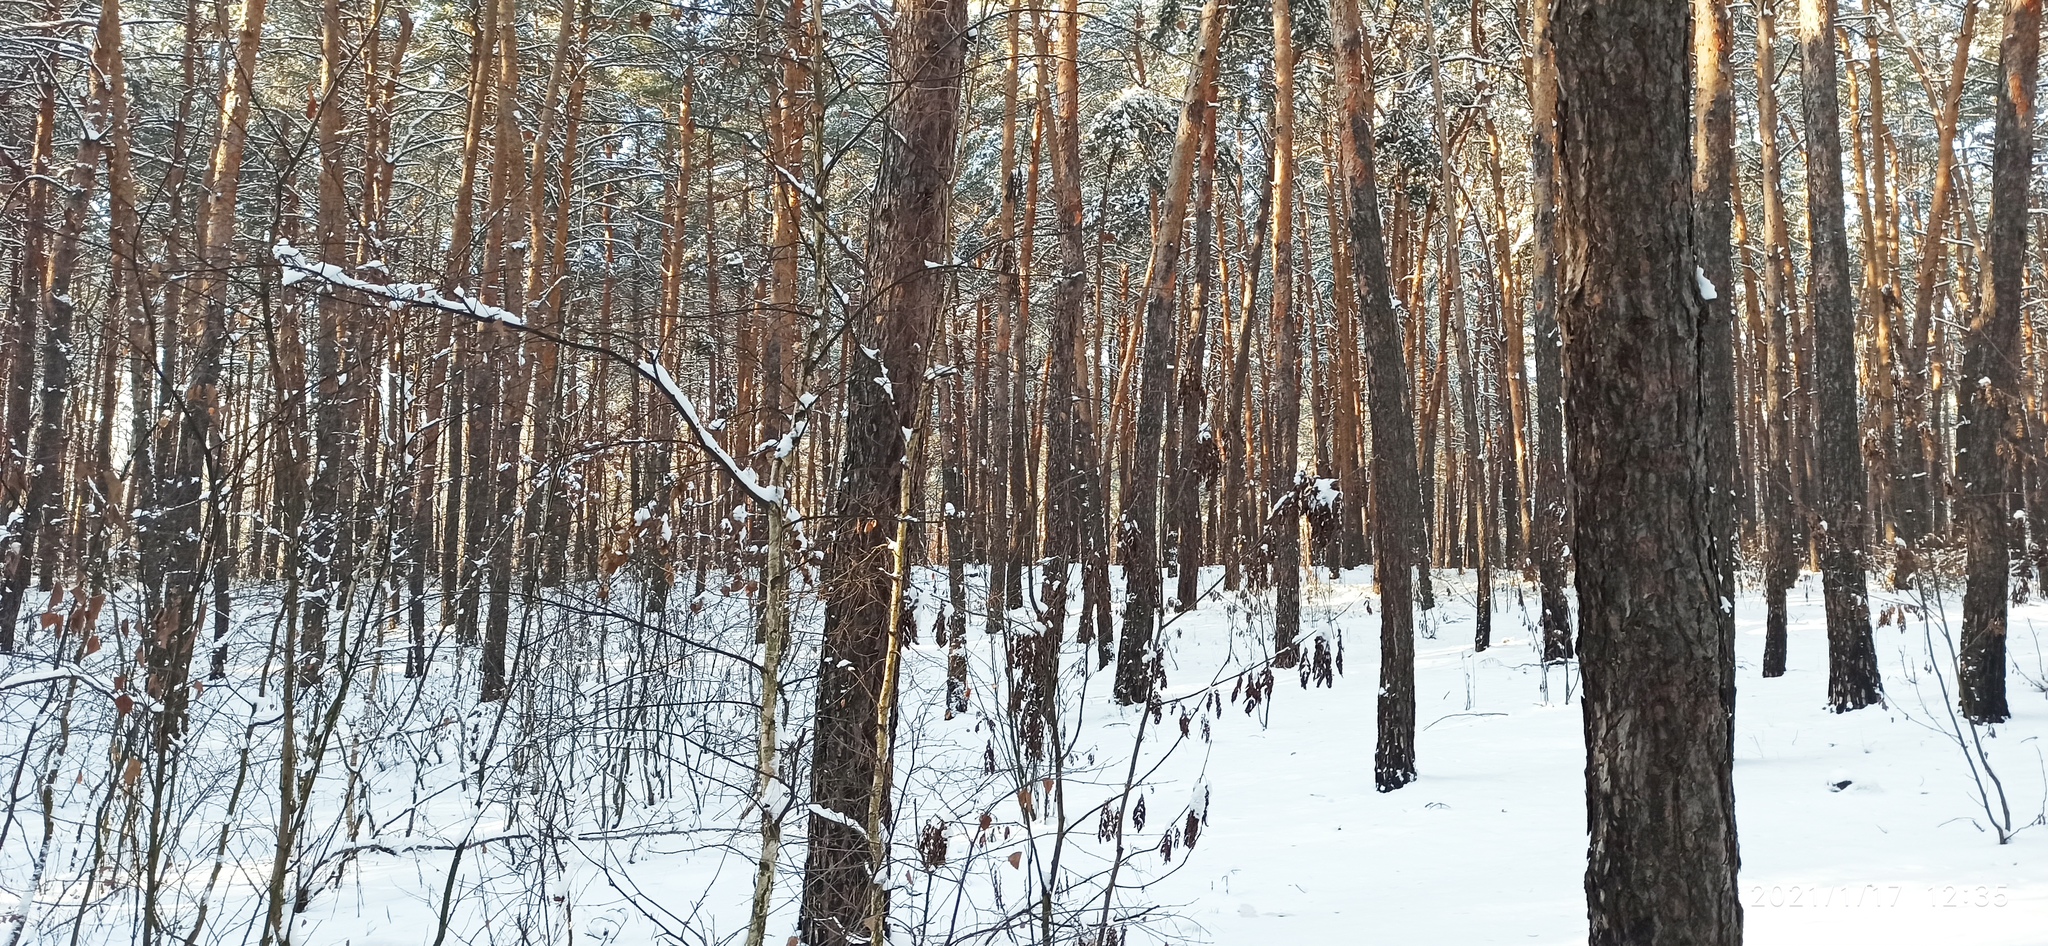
(1753, 0), (1793, 677)
(1552, 0), (1742, 942)
(1959, 0), (2039, 725)
(1797, 0), (1882, 712)
(1694, 0), (1737, 656)
(1332, 0), (1420, 792)
(1173, 99), (1220, 614)
(797, 0), (967, 939)
(1528, 0), (1573, 662)
(1268, 0), (1304, 670)
(1114, 0), (1225, 704)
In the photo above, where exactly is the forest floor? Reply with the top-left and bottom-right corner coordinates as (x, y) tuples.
(8, 566), (2048, 945)
(1108, 569), (2048, 945)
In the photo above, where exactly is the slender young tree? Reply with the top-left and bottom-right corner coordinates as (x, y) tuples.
(1553, 0), (1742, 941)
(1268, 0), (1304, 669)
(1527, 0), (1573, 662)
(1173, 95), (1221, 613)
(1041, 0), (1096, 654)
(1898, 0), (1980, 592)
(300, 0), (357, 684)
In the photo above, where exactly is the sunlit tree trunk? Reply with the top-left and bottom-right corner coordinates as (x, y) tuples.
(797, 0), (968, 938)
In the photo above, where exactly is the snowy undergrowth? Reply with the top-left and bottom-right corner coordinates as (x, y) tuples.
(4, 566), (2047, 945)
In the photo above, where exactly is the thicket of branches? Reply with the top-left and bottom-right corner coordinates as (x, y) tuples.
(0, 0), (2041, 941)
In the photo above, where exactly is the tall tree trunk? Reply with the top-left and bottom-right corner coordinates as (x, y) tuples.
(149, 0), (268, 748)
(479, 0), (531, 703)
(1694, 0), (1738, 736)
(1958, 0), (2039, 725)
(1553, 0), (1742, 940)
(300, 0), (355, 684)
(1173, 95), (1221, 613)
(984, 2), (1024, 636)
(1222, 112), (1275, 595)
(1755, 0), (1797, 677)
(0, 81), (53, 636)
(1267, 0), (1303, 669)
(1035, 0), (1097, 731)
(1113, 0), (1226, 703)
(1038, 0), (1087, 637)
(1798, 0), (1882, 711)
(1898, 0), (1980, 590)
(797, 0), (967, 938)
(86, 0), (141, 596)
(1332, 0), (1420, 792)
(1528, 0), (1573, 662)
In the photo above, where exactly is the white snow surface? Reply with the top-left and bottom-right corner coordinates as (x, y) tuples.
(3, 569), (2046, 944)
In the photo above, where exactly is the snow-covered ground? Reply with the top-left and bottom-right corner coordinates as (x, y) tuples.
(1124, 570), (2048, 946)
(5, 566), (2045, 945)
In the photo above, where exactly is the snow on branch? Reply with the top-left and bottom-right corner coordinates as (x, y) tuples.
(272, 239), (790, 518)
(1, 661), (160, 711)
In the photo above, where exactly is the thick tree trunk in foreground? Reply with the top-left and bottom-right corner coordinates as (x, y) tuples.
(798, 0), (967, 939)
(1553, 0), (1742, 942)
(1797, 0), (1882, 712)
(1332, 0), (1420, 792)
(1959, 0), (2040, 725)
